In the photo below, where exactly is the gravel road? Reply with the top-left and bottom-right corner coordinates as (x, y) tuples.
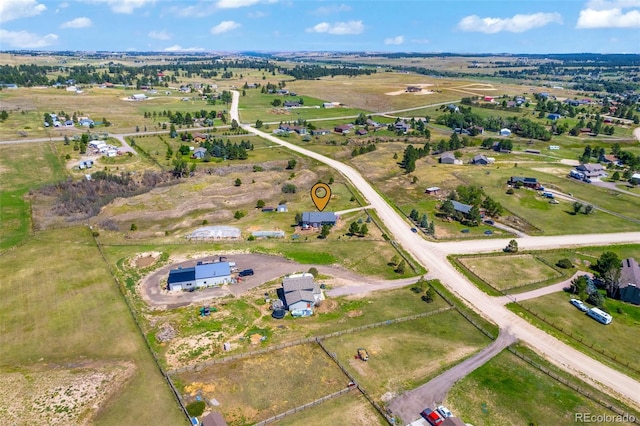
(230, 90), (640, 408)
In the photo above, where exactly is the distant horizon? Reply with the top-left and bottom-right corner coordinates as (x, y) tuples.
(3, 50), (640, 57)
(2, 0), (639, 54)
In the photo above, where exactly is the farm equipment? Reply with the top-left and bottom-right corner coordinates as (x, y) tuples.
(357, 348), (369, 361)
(199, 306), (217, 317)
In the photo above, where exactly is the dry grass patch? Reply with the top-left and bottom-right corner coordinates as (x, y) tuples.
(0, 362), (135, 426)
(175, 343), (348, 425)
(274, 391), (386, 426)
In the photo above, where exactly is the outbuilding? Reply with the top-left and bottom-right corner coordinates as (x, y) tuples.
(167, 262), (232, 291)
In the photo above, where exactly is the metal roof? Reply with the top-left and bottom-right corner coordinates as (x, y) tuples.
(168, 267), (195, 284)
(451, 200), (473, 214)
(195, 262), (231, 279)
(301, 212), (337, 224)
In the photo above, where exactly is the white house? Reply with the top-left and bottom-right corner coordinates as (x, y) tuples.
(500, 128), (512, 136)
(131, 93), (147, 101)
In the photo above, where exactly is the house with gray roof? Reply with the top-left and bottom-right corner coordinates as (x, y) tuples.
(301, 212), (337, 228)
(619, 258), (640, 305)
(282, 274), (323, 316)
(192, 147), (207, 159)
(576, 163), (605, 178)
(471, 154), (494, 165)
(440, 152), (462, 165)
(451, 200), (473, 215)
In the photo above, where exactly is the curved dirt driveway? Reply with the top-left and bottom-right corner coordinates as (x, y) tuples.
(140, 253), (420, 309)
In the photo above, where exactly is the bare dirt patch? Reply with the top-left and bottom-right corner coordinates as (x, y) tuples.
(132, 251), (162, 268)
(0, 361), (135, 425)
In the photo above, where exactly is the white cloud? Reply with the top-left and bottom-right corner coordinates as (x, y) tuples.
(60, 17), (92, 28)
(576, 0), (640, 28)
(216, 0), (276, 9)
(163, 45), (204, 52)
(211, 20), (241, 34)
(306, 20), (364, 35)
(59, 2), (70, 7)
(248, 10), (266, 18)
(457, 12), (563, 33)
(0, 0), (46, 23)
(384, 35), (404, 45)
(86, 0), (156, 14)
(148, 30), (171, 40)
(0, 29), (58, 48)
(312, 4), (351, 15)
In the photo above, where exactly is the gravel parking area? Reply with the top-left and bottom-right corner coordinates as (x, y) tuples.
(140, 253), (419, 309)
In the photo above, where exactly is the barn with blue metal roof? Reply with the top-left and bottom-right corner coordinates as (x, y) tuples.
(167, 262), (232, 291)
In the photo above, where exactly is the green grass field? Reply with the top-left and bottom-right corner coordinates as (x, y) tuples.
(174, 343), (348, 426)
(0, 226), (184, 425)
(0, 142), (67, 250)
(458, 254), (563, 291)
(322, 309), (492, 402)
(508, 291), (640, 380)
(446, 345), (639, 425)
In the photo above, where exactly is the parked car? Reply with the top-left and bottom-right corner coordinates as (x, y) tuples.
(483, 219), (494, 225)
(461, 229), (470, 233)
(410, 227), (418, 233)
(420, 408), (444, 426)
(484, 230), (493, 235)
(570, 298), (589, 312)
(238, 269), (254, 277)
(436, 406), (452, 418)
(549, 199), (560, 204)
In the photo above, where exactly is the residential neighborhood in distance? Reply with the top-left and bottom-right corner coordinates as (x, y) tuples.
(1, 1), (639, 425)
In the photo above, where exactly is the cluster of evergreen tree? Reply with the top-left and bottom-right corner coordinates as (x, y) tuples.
(286, 65), (374, 80)
(399, 144), (429, 173)
(200, 138), (252, 160)
(409, 209), (434, 234)
(351, 143), (376, 157)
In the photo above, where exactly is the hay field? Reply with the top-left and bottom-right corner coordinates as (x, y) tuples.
(0, 227), (184, 425)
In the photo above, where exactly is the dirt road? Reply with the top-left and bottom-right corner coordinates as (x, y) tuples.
(230, 90), (640, 408)
(388, 331), (517, 424)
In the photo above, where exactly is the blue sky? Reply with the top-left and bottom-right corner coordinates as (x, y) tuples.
(1, 0), (639, 53)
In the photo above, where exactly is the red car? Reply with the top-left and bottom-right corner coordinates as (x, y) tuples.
(420, 408), (444, 426)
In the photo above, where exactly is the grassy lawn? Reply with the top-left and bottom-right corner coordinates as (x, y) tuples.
(507, 292), (640, 380)
(458, 254), (563, 291)
(322, 309), (492, 402)
(0, 226), (184, 425)
(0, 142), (67, 250)
(174, 343), (348, 426)
(274, 391), (386, 426)
(446, 345), (639, 425)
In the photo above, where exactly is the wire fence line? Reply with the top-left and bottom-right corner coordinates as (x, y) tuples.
(167, 307), (453, 375)
(316, 339), (394, 425)
(507, 347), (640, 424)
(90, 230), (192, 423)
(253, 387), (356, 426)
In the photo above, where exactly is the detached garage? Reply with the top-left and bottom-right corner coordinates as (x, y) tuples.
(167, 262), (232, 291)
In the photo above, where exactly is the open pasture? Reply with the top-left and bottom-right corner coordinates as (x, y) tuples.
(321, 309), (491, 402)
(0, 226), (184, 425)
(174, 343), (348, 426)
(0, 142), (66, 249)
(446, 346), (639, 426)
(458, 254), (563, 291)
